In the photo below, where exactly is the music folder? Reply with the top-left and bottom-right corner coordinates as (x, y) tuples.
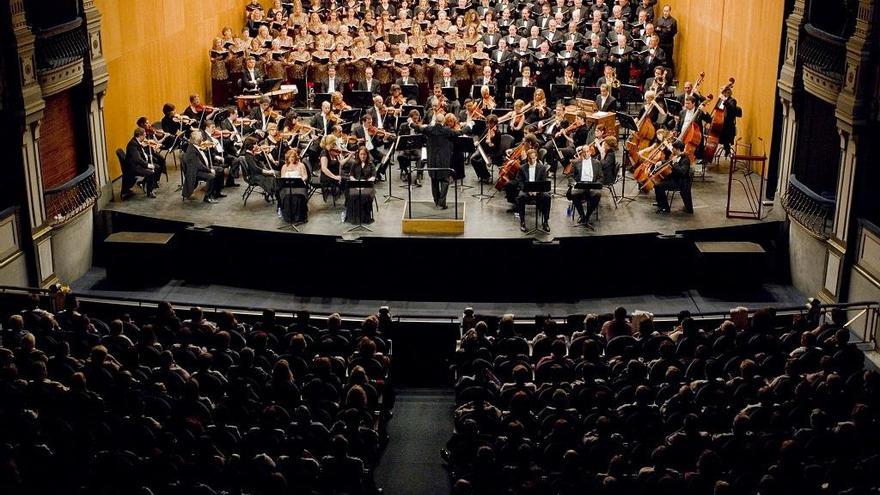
(400, 84), (419, 101)
(522, 180), (551, 193)
(512, 86), (535, 102)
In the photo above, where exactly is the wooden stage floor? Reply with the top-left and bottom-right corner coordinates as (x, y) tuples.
(106, 156), (781, 240)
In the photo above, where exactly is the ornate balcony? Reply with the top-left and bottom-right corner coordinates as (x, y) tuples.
(44, 165), (100, 226)
(781, 175), (835, 239)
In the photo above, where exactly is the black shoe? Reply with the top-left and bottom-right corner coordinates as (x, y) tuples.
(542, 222), (550, 232)
(415, 180), (422, 187)
(147, 191), (157, 198)
(520, 223), (527, 232)
(682, 207), (694, 214)
(215, 193), (228, 198)
(376, 173), (386, 182)
(204, 197), (218, 204)
(655, 208), (669, 214)
(576, 215), (586, 224)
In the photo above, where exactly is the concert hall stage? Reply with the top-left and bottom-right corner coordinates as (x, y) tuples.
(100, 163), (786, 302)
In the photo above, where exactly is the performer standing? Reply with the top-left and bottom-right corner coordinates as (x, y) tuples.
(412, 113), (467, 209)
(653, 140), (693, 214)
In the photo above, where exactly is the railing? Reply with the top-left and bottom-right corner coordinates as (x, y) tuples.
(799, 24), (847, 81)
(781, 174), (835, 239)
(44, 164), (99, 226)
(33, 18), (87, 71)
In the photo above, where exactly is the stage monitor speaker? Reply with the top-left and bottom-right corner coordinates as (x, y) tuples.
(693, 241), (768, 292)
(104, 232), (175, 288)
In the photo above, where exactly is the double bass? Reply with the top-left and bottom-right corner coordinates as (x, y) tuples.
(681, 93), (714, 163)
(703, 77), (735, 161)
(625, 94), (663, 168)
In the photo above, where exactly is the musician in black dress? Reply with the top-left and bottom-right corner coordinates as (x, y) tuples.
(653, 140), (693, 214)
(319, 134), (347, 202)
(515, 148), (552, 232)
(717, 85), (741, 155)
(242, 137), (277, 203)
(344, 146), (376, 224)
(278, 149), (309, 223)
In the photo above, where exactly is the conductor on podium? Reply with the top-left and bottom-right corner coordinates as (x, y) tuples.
(412, 113), (467, 209)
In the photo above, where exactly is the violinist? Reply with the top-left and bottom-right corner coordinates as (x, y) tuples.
(319, 134), (350, 202)
(566, 138), (604, 227)
(135, 117), (169, 176)
(309, 101), (335, 140)
(242, 136), (278, 203)
(386, 84), (406, 111)
(203, 120), (239, 186)
(397, 109), (424, 187)
(263, 123), (289, 171)
(344, 146), (377, 225)
(471, 114), (500, 185)
(530, 88), (549, 122)
(479, 85), (496, 111)
(502, 133), (540, 211)
(353, 113), (389, 166)
(555, 111), (592, 172)
(122, 128), (160, 200)
(653, 140), (693, 214)
(515, 148), (552, 233)
(183, 130), (225, 203)
(330, 92), (351, 113)
(161, 103), (194, 141)
(279, 148), (310, 224)
(501, 99), (529, 142)
(249, 96), (278, 134)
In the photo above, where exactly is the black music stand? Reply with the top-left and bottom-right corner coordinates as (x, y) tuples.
(313, 92), (332, 108)
(349, 90), (374, 109)
(550, 84), (573, 104)
(276, 177), (307, 232)
(401, 84), (419, 101)
(380, 136), (403, 203)
(619, 84), (643, 111)
(572, 181), (603, 230)
(471, 85), (496, 99)
(615, 112), (639, 205)
(512, 86), (535, 103)
(395, 133), (426, 189)
(402, 104), (424, 119)
(582, 86), (600, 101)
(522, 180), (551, 236)
(441, 86), (459, 103)
(344, 179), (375, 233)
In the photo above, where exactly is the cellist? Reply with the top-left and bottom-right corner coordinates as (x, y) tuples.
(674, 95), (711, 159)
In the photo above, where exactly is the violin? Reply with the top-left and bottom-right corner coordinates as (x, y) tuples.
(481, 94), (496, 110)
(555, 120), (583, 139)
(390, 93), (406, 107)
(211, 129), (235, 139)
(144, 122), (166, 139)
(368, 125), (396, 139)
(194, 104), (216, 113)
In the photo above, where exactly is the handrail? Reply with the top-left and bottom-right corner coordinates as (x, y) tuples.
(44, 164), (96, 195)
(781, 175), (835, 239)
(0, 206), (20, 221)
(788, 175), (835, 205)
(44, 165), (100, 226)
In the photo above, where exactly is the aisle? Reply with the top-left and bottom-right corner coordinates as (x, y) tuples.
(375, 388), (455, 495)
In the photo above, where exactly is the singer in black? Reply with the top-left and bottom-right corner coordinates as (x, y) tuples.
(654, 140), (693, 214)
(515, 148), (552, 232)
(412, 113), (467, 209)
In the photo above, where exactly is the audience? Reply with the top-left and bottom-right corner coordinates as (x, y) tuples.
(447, 306), (878, 495)
(0, 295), (391, 495)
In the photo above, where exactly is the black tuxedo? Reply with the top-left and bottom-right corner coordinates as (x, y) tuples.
(482, 33), (501, 48)
(515, 161), (552, 224)
(473, 76), (496, 87)
(640, 46), (667, 78)
(310, 112), (333, 136)
(416, 123), (464, 207)
(241, 67), (264, 92)
(123, 138), (159, 195)
(321, 76), (342, 94)
(595, 93), (618, 112)
(395, 76), (416, 88)
(439, 76), (457, 88)
(249, 106), (272, 133)
(182, 144), (223, 199)
(567, 155), (604, 221)
(654, 153), (692, 212)
(357, 78), (381, 95)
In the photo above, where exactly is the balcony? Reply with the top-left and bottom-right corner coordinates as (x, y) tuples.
(44, 165), (100, 227)
(799, 24), (847, 102)
(781, 175), (835, 239)
(34, 18), (87, 96)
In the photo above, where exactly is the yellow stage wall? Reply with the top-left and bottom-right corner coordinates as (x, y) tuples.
(95, 0), (247, 178)
(664, 0), (785, 160)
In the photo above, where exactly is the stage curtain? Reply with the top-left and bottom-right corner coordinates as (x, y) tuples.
(95, 0), (246, 178)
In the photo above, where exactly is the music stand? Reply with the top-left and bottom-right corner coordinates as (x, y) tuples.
(441, 86), (459, 103)
(512, 86), (535, 103)
(618, 84), (643, 111)
(522, 180), (551, 236)
(471, 85), (496, 99)
(381, 137), (404, 203)
(664, 97), (683, 116)
(259, 79), (281, 93)
(313, 92), (332, 108)
(349, 90), (375, 109)
(581, 86), (600, 101)
(401, 84), (419, 101)
(276, 177), (307, 232)
(550, 84), (573, 104)
(614, 111), (639, 205)
(340, 109), (362, 126)
(344, 179), (375, 233)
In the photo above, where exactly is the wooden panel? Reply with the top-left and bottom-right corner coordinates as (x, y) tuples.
(39, 91), (79, 189)
(665, 0), (785, 166)
(94, 0), (245, 178)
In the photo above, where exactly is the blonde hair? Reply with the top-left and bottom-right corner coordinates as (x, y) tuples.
(321, 134), (337, 150)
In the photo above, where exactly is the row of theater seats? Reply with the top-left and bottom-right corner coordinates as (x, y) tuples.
(0, 294), (392, 495)
(445, 306), (877, 495)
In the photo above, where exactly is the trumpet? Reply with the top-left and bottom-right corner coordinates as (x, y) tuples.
(608, 68), (621, 89)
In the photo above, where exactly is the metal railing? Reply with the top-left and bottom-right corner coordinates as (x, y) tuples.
(34, 18), (87, 71)
(799, 24), (847, 81)
(781, 174), (835, 239)
(44, 164), (100, 226)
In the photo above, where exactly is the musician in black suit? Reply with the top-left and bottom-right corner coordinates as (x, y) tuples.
(249, 96), (276, 134)
(717, 85), (741, 155)
(438, 66), (457, 91)
(471, 114), (501, 184)
(357, 67), (381, 95)
(515, 148), (552, 232)
(394, 65), (417, 89)
(182, 130), (225, 203)
(473, 65), (496, 87)
(595, 84), (618, 112)
(491, 39), (513, 97)
(640, 36), (667, 83)
(675, 80), (706, 107)
(320, 65), (342, 94)
(512, 65), (533, 89)
(397, 109), (424, 187)
(567, 141), (605, 227)
(653, 140), (693, 213)
(412, 113), (467, 209)
(122, 128), (160, 199)
(675, 95), (711, 155)
(241, 56), (264, 93)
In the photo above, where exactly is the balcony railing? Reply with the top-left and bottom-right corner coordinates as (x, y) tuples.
(34, 18), (87, 71)
(799, 24), (847, 82)
(781, 175), (835, 238)
(44, 164), (99, 226)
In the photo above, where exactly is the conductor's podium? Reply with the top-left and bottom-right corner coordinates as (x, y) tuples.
(402, 201), (466, 235)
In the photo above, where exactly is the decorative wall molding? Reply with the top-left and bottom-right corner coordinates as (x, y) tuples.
(37, 59), (84, 97)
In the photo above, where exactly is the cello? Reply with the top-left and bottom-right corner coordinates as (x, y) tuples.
(703, 77), (735, 161)
(495, 141), (528, 190)
(632, 131), (674, 186)
(681, 93), (714, 163)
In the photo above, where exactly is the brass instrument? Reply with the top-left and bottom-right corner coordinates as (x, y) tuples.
(609, 68), (621, 89)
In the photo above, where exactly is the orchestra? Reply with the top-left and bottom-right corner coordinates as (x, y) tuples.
(123, 0), (749, 232)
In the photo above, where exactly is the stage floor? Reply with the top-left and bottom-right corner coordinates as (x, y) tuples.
(106, 156), (781, 240)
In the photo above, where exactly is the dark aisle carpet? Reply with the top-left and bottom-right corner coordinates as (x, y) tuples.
(376, 388), (454, 495)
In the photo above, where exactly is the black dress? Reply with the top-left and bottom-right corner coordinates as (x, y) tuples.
(279, 163), (309, 223)
(319, 150), (343, 201)
(345, 160), (375, 224)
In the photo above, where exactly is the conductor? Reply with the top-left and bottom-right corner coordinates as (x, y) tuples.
(412, 113), (468, 209)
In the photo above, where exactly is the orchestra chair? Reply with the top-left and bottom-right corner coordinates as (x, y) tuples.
(116, 148), (144, 201)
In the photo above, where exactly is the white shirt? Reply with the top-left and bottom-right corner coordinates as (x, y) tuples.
(681, 108), (696, 134)
(328, 77), (335, 92)
(528, 164), (537, 182)
(580, 158), (594, 182)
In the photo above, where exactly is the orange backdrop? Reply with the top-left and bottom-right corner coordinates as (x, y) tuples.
(663, 0), (785, 160)
(95, 0), (248, 178)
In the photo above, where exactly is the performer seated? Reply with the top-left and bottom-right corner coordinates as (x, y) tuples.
(203, 120), (239, 187)
(353, 113), (391, 170)
(135, 117), (170, 176)
(502, 133), (540, 212)
(397, 109), (424, 187)
(318, 134), (350, 202)
(182, 130), (225, 203)
(242, 137), (278, 203)
(278, 148), (309, 223)
(515, 148), (552, 232)
(653, 140), (693, 214)
(470, 114), (501, 184)
(551, 110), (591, 173)
(182, 94), (215, 129)
(567, 139), (604, 228)
(344, 146), (376, 225)
(122, 128), (161, 200)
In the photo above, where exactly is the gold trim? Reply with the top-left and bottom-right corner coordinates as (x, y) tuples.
(853, 264), (880, 290)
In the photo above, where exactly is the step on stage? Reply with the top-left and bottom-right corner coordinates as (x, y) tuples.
(103, 163), (784, 301)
